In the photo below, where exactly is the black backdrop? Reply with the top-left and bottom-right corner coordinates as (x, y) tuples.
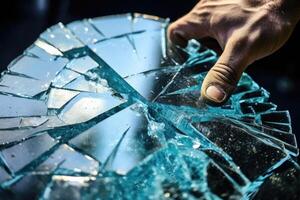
(0, 0), (299, 147)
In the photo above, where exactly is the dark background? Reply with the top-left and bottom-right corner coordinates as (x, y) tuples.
(0, 0), (299, 147)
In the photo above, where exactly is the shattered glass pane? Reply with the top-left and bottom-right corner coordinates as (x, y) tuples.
(0, 13), (299, 199)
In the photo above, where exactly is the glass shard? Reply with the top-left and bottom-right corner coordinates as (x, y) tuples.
(65, 55), (99, 74)
(90, 14), (133, 38)
(0, 74), (49, 97)
(0, 166), (11, 183)
(58, 92), (125, 124)
(8, 55), (67, 81)
(67, 19), (105, 44)
(47, 88), (80, 109)
(192, 118), (288, 180)
(1, 134), (57, 172)
(40, 23), (84, 52)
(69, 103), (163, 174)
(37, 144), (99, 175)
(0, 95), (47, 117)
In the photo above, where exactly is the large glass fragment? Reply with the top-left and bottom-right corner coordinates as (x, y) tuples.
(0, 13), (298, 200)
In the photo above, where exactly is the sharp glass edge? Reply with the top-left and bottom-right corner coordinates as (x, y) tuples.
(0, 13), (298, 200)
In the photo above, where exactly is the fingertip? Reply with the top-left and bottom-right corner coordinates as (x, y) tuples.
(200, 84), (229, 106)
(205, 85), (227, 102)
(167, 23), (189, 47)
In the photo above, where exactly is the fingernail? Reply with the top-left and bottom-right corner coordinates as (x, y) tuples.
(205, 85), (226, 102)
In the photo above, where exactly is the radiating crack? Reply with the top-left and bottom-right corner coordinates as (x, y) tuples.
(0, 13), (298, 200)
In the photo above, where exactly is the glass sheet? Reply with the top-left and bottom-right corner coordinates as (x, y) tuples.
(0, 13), (298, 200)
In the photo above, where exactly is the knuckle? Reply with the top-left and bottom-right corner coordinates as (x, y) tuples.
(233, 34), (250, 48)
(168, 23), (178, 34)
(191, 9), (210, 20)
(210, 63), (240, 87)
(167, 22), (183, 40)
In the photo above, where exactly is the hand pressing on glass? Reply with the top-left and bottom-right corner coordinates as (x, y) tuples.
(168, 0), (300, 105)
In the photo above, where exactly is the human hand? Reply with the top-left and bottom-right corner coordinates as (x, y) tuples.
(168, 0), (300, 105)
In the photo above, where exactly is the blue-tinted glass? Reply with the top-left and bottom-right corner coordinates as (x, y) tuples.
(0, 13), (298, 200)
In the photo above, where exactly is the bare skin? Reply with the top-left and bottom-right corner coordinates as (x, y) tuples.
(168, 0), (300, 105)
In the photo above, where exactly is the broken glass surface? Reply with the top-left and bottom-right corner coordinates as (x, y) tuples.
(0, 13), (299, 200)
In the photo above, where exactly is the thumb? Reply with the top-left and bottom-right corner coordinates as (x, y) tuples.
(201, 35), (251, 106)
